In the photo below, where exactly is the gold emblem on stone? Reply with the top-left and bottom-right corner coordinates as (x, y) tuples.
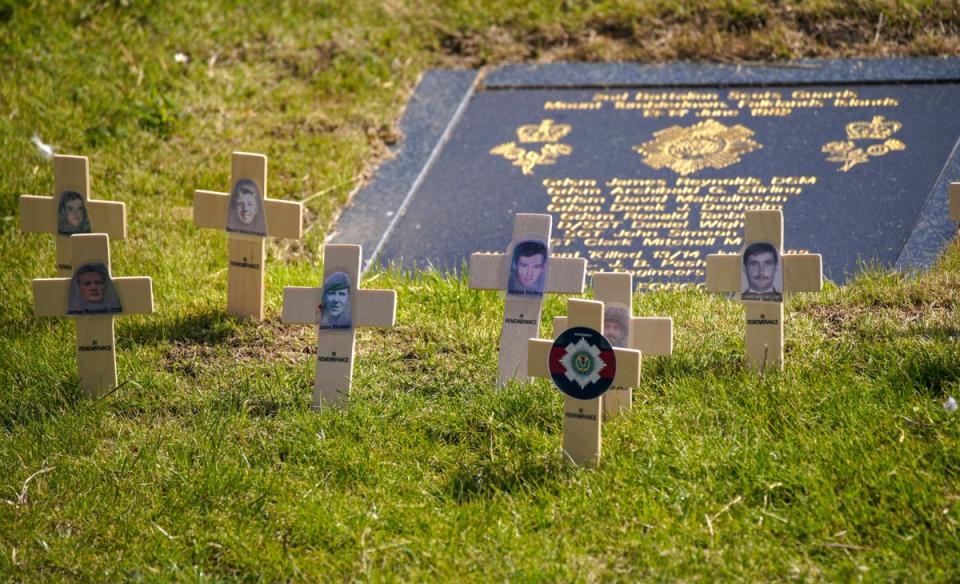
(822, 116), (905, 172)
(633, 119), (762, 176)
(845, 116), (901, 140)
(517, 119), (572, 143)
(490, 119), (573, 175)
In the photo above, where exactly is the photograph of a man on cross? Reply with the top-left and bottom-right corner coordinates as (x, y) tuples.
(319, 271), (352, 330)
(226, 178), (268, 236)
(57, 191), (91, 236)
(507, 239), (549, 297)
(66, 262), (123, 315)
(740, 241), (783, 302)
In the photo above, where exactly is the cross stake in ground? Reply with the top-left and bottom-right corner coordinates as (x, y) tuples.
(20, 155), (126, 276)
(32, 234), (153, 397)
(706, 209), (822, 372)
(194, 152), (303, 320)
(553, 272), (672, 418)
(469, 213), (586, 385)
(528, 299), (641, 467)
(282, 244), (397, 408)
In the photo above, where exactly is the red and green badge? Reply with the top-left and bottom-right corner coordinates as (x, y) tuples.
(549, 327), (617, 400)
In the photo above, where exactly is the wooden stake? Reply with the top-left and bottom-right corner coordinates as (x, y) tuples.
(706, 210), (822, 371)
(469, 213), (586, 385)
(32, 234), (153, 397)
(19, 155), (126, 276)
(528, 298), (641, 467)
(282, 244), (397, 408)
(194, 152), (303, 320)
(553, 272), (672, 418)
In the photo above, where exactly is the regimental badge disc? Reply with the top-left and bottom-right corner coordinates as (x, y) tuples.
(549, 326), (617, 400)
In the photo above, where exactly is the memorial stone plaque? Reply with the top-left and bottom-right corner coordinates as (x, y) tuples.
(334, 59), (960, 289)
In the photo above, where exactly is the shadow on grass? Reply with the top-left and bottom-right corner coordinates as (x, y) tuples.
(119, 309), (237, 347)
(874, 343), (960, 399)
(446, 452), (571, 503)
(0, 376), (95, 432)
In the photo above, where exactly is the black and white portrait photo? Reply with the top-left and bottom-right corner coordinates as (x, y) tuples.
(506, 239), (549, 297)
(67, 262), (123, 315)
(57, 191), (91, 236)
(319, 271), (352, 330)
(740, 241), (783, 302)
(226, 178), (268, 236)
(603, 304), (630, 348)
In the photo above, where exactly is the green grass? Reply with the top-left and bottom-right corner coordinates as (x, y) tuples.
(3, 1), (960, 580)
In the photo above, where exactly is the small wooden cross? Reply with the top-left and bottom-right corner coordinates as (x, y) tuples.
(553, 272), (672, 418)
(20, 155), (126, 276)
(950, 182), (960, 222)
(282, 244), (397, 408)
(32, 234), (153, 397)
(706, 209), (822, 372)
(469, 213), (586, 385)
(528, 299), (641, 467)
(194, 152), (303, 320)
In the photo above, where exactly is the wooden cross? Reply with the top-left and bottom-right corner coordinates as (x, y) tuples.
(706, 209), (822, 372)
(950, 182), (960, 222)
(194, 152), (303, 320)
(32, 234), (153, 397)
(19, 155), (126, 276)
(469, 213), (586, 385)
(553, 272), (672, 418)
(528, 299), (641, 467)
(282, 244), (397, 409)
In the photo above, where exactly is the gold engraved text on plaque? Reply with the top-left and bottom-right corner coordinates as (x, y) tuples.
(490, 119), (573, 176)
(633, 119), (762, 176)
(822, 116), (905, 172)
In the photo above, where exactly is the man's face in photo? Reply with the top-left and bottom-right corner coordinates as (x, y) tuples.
(604, 319), (625, 345)
(325, 288), (348, 317)
(235, 191), (259, 225)
(65, 198), (86, 228)
(745, 250), (777, 292)
(516, 253), (545, 289)
(78, 271), (105, 303)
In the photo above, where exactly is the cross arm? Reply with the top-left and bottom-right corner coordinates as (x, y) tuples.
(527, 338), (553, 378)
(33, 277), (152, 316)
(282, 287), (321, 325)
(706, 253), (740, 293)
(86, 200), (127, 238)
(782, 253), (823, 294)
(468, 253), (506, 290)
(631, 317), (673, 356)
(950, 183), (960, 222)
(612, 347), (641, 388)
(264, 199), (303, 240)
(545, 256), (587, 294)
(114, 277), (153, 314)
(355, 289), (396, 327)
(33, 278), (70, 316)
(552, 316), (567, 339)
(194, 190), (229, 229)
(19, 195), (56, 234)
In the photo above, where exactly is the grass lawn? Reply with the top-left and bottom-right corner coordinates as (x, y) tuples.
(2, 1), (960, 580)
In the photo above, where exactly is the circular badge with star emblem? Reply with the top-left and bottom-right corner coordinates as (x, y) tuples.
(549, 326), (617, 400)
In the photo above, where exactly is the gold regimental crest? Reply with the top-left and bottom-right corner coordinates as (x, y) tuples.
(822, 116), (905, 172)
(490, 119), (573, 175)
(845, 116), (901, 140)
(633, 119), (762, 176)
